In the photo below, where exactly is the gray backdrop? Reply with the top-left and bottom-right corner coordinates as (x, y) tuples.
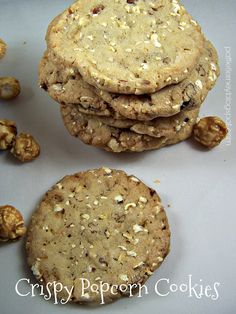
(0, 1), (235, 313)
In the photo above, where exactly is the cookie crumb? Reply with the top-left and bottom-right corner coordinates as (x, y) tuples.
(31, 260), (42, 278)
(119, 274), (129, 282)
(114, 195), (124, 204)
(133, 224), (144, 233)
(139, 196), (148, 204)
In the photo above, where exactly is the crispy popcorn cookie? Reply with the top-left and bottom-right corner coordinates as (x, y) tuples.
(39, 51), (113, 118)
(46, 0), (204, 95)
(63, 103), (199, 139)
(40, 40), (219, 121)
(26, 168), (170, 304)
(61, 104), (199, 152)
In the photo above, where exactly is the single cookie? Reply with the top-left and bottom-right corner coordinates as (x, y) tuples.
(64, 103), (200, 139)
(46, 0), (204, 95)
(97, 40), (219, 120)
(40, 40), (219, 121)
(26, 168), (170, 304)
(39, 51), (114, 118)
(61, 104), (199, 152)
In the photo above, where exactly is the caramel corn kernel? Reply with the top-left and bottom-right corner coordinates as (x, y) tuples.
(0, 205), (26, 241)
(11, 133), (40, 162)
(0, 77), (21, 100)
(193, 116), (228, 149)
(0, 38), (7, 59)
(0, 119), (17, 150)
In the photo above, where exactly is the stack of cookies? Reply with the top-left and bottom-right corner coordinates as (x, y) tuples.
(40, 0), (220, 152)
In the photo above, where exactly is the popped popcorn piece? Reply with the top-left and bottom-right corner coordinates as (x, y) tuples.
(114, 195), (124, 204)
(119, 274), (129, 282)
(127, 250), (137, 257)
(195, 79), (203, 90)
(133, 224), (143, 233)
(31, 260), (42, 278)
(81, 214), (90, 220)
(151, 33), (162, 48)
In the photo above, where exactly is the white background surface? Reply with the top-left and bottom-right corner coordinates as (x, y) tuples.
(0, 1), (235, 313)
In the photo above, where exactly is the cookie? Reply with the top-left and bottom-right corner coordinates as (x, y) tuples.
(40, 40), (219, 121)
(97, 40), (219, 120)
(46, 0), (204, 95)
(39, 51), (114, 118)
(61, 104), (199, 152)
(64, 103), (200, 139)
(26, 168), (170, 304)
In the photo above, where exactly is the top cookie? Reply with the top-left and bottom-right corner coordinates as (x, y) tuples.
(46, 0), (204, 95)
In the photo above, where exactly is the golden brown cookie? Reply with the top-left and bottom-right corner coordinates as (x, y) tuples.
(45, 0), (204, 95)
(61, 103), (199, 152)
(26, 168), (170, 304)
(40, 40), (219, 121)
